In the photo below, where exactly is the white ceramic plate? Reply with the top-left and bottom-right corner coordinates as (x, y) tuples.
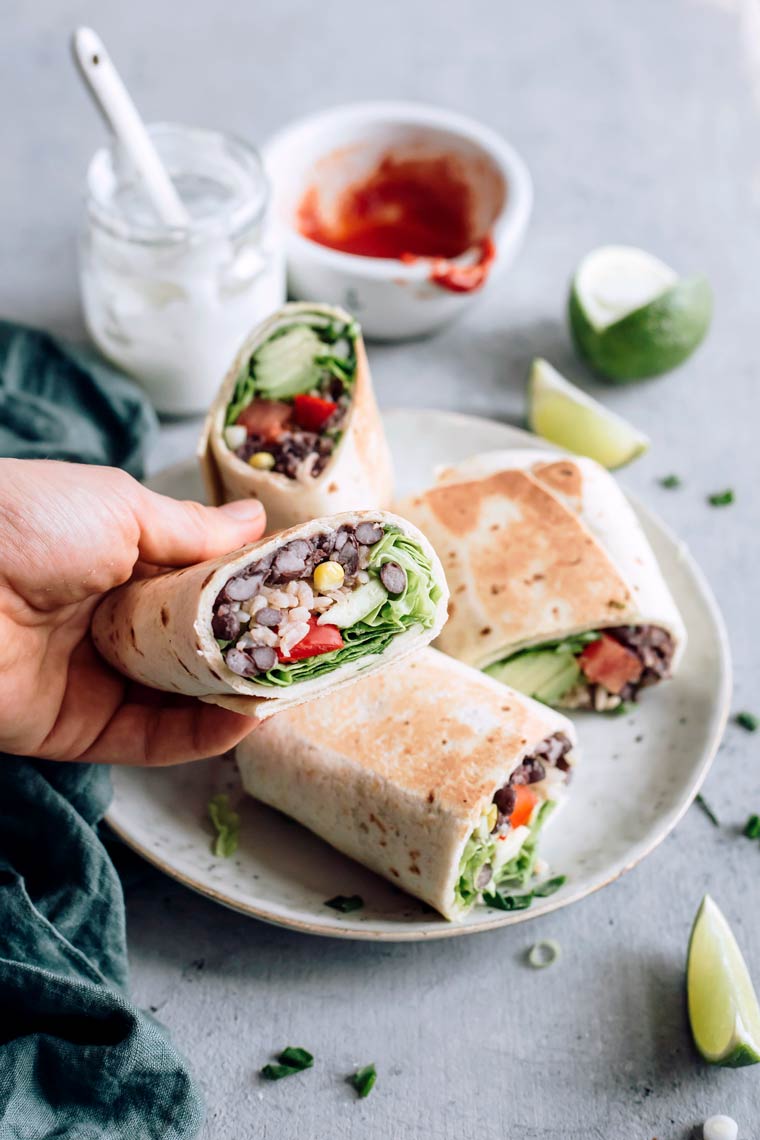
(107, 411), (731, 941)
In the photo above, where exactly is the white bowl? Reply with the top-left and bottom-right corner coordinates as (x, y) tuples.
(262, 101), (533, 340)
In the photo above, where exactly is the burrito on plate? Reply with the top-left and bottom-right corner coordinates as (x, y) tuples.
(236, 648), (577, 920)
(397, 449), (686, 712)
(198, 302), (394, 531)
(92, 510), (447, 721)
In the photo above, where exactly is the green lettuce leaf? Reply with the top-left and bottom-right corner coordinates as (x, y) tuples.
(454, 799), (556, 910)
(253, 527), (441, 688)
(495, 800), (555, 891)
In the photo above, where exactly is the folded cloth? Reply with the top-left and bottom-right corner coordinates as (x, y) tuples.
(0, 320), (157, 475)
(0, 323), (202, 1138)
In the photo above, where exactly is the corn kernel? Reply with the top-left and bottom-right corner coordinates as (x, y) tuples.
(248, 451), (275, 470)
(486, 804), (498, 832)
(314, 560), (345, 591)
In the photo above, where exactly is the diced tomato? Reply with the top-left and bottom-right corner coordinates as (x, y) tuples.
(293, 394), (337, 432)
(236, 399), (293, 442)
(510, 785), (538, 829)
(578, 633), (643, 694)
(277, 616), (344, 663)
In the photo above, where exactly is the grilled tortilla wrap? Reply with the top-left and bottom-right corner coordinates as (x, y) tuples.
(397, 449), (685, 709)
(236, 648), (577, 920)
(91, 510), (447, 722)
(199, 303), (393, 533)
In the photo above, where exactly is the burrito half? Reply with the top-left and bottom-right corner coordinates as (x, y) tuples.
(397, 449), (686, 712)
(236, 648), (577, 920)
(92, 510), (447, 721)
(198, 303), (393, 531)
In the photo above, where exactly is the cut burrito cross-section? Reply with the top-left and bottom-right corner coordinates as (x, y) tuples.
(397, 449), (686, 712)
(236, 648), (578, 920)
(91, 510), (448, 721)
(199, 302), (394, 532)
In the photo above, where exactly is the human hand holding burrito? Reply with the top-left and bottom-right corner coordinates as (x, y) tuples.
(0, 459), (266, 764)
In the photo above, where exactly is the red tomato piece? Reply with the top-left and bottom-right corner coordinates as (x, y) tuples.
(277, 617), (344, 663)
(236, 399), (293, 442)
(509, 785), (538, 829)
(293, 394), (338, 432)
(578, 633), (643, 694)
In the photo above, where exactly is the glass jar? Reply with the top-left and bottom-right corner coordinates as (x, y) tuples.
(80, 123), (285, 415)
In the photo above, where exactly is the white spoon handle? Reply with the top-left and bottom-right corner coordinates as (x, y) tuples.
(71, 26), (191, 228)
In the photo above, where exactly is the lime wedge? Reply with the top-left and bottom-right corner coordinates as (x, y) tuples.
(569, 245), (712, 381)
(687, 894), (760, 1067)
(527, 358), (649, 469)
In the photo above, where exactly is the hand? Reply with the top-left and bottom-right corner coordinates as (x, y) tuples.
(0, 459), (266, 765)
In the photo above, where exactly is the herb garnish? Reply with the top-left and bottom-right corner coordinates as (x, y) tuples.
(708, 489), (734, 507)
(349, 1063), (377, 1099)
(736, 712), (759, 733)
(207, 793), (240, 857)
(325, 895), (364, 913)
(695, 793), (720, 827)
(261, 1046), (314, 1081)
(744, 815), (760, 840)
(608, 701), (632, 717)
(483, 874), (566, 912)
(659, 474), (682, 489)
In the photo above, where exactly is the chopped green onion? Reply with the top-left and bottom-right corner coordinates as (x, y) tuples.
(736, 711), (759, 733)
(349, 1063), (377, 1099)
(261, 1046), (314, 1081)
(532, 874), (567, 898)
(325, 895), (364, 913)
(744, 814), (760, 840)
(207, 793), (240, 858)
(708, 489), (734, 507)
(527, 939), (561, 969)
(608, 701), (632, 717)
(659, 474), (681, 489)
(695, 793), (720, 827)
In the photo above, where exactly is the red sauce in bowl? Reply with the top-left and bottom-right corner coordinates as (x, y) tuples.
(297, 153), (497, 293)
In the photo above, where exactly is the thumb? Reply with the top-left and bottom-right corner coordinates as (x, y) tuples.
(132, 487), (267, 567)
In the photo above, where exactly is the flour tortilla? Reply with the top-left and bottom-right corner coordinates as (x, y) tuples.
(198, 302), (394, 533)
(91, 510), (448, 722)
(397, 449), (685, 671)
(236, 648), (576, 920)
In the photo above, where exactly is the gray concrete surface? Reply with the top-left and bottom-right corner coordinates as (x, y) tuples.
(4, 0), (760, 1136)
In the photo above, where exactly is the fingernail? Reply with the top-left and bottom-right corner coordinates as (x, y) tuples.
(219, 498), (265, 521)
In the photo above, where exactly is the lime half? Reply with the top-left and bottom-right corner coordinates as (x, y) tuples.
(569, 245), (712, 381)
(687, 894), (760, 1067)
(528, 358), (649, 469)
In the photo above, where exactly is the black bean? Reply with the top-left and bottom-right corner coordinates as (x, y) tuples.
(225, 575), (260, 602)
(251, 646), (277, 671)
(225, 648), (255, 676)
(524, 757), (546, 784)
(337, 542), (358, 575)
(379, 561), (407, 596)
(273, 547), (306, 580)
(256, 607), (282, 629)
(287, 539), (312, 560)
(355, 521), (383, 546)
(493, 785), (516, 818)
(212, 605), (241, 642)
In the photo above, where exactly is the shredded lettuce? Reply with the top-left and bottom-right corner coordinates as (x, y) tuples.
(454, 799), (556, 910)
(252, 527), (441, 688)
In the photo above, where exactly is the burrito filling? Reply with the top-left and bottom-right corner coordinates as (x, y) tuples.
(212, 523), (441, 687)
(484, 626), (675, 711)
(456, 732), (574, 909)
(223, 314), (360, 480)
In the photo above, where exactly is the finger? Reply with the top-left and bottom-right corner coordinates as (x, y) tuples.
(77, 699), (257, 766)
(130, 487), (267, 568)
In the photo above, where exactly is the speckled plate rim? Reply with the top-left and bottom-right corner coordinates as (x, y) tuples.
(106, 410), (732, 940)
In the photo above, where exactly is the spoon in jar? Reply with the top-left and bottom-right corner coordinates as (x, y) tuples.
(71, 26), (191, 228)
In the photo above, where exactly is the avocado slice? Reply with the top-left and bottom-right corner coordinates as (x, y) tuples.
(485, 649), (581, 705)
(252, 324), (325, 400)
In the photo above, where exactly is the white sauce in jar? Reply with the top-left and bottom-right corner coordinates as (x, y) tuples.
(79, 123), (285, 414)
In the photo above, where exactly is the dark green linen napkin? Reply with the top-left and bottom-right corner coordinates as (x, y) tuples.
(0, 319), (157, 475)
(0, 324), (203, 1138)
